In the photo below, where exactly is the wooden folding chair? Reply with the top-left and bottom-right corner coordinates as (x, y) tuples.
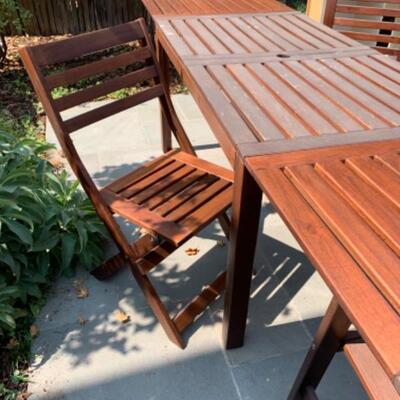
(320, 0), (400, 59)
(20, 18), (233, 348)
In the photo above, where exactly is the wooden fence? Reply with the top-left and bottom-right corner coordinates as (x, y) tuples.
(8, 0), (148, 35)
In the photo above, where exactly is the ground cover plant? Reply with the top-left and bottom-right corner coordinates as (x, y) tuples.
(0, 114), (109, 399)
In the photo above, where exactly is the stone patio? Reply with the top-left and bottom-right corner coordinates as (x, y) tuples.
(28, 94), (368, 400)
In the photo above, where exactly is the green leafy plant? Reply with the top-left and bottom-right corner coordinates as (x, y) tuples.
(0, 127), (108, 322)
(0, 115), (109, 396)
(0, 0), (31, 64)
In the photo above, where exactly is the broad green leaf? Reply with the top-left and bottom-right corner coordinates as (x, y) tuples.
(0, 249), (20, 279)
(1, 218), (32, 245)
(61, 233), (76, 271)
(0, 313), (16, 330)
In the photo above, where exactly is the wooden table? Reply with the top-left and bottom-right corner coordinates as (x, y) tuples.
(141, 0), (290, 16)
(236, 140), (400, 398)
(155, 10), (400, 163)
(142, 0), (290, 151)
(150, 0), (400, 362)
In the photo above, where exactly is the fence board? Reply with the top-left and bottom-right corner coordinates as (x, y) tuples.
(6, 0), (147, 35)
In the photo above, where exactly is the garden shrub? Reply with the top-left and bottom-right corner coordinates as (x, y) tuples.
(0, 114), (108, 396)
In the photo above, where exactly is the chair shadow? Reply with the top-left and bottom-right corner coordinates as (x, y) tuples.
(32, 197), (320, 372)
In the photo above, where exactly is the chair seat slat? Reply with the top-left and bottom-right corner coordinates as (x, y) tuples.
(131, 165), (197, 204)
(120, 160), (185, 198)
(101, 189), (192, 244)
(143, 169), (208, 210)
(154, 174), (219, 217)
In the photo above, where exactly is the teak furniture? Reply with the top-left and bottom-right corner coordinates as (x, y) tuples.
(151, 1), (400, 395)
(141, 0), (290, 16)
(321, 0), (400, 60)
(141, 0), (290, 152)
(154, 10), (400, 167)
(20, 18), (234, 349)
(235, 140), (400, 399)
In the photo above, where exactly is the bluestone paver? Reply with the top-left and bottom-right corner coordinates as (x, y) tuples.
(30, 95), (368, 399)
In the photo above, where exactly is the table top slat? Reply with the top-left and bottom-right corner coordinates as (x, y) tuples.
(347, 156), (400, 209)
(142, 0), (290, 16)
(156, 10), (400, 164)
(376, 151), (400, 175)
(285, 161), (400, 314)
(302, 58), (400, 127)
(247, 63), (338, 135)
(316, 159), (400, 256)
(227, 64), (311, 138)
(245, 141), (400, 384)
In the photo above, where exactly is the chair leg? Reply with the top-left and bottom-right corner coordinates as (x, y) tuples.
(128, 261), (185, 349)
(287, 298), (351, 400)
(91, 234), (158, 281)
(91, 251), (126, 280)
(218, 212), (231, 240)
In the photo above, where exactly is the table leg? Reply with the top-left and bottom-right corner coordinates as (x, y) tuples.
(156, 36), (172, 153)
(287, 298), (351, 400)
(223, 156), (262, 349)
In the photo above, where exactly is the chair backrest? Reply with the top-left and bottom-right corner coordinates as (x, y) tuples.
(322, 0), (400, 59)
(19, 18), (193, 198)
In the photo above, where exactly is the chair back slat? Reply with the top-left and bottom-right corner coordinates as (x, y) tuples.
(31, 20), (146, 66)
(63, 84), (164, 133)
(54, 65), (158, 112)
(20, 17), (195, 215)
(324, 0), (400, 60)
(46, 46), (152, 90)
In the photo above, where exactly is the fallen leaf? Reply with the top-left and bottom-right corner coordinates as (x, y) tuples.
(6, 337), (19, 350)
(73, 278), (85, 287)
(216, 240), (226, 247)
(185, 247), (200, 256)
(77, 316), (87, 326)
(17, 392), (32, 400)
(30, 324), (39, 338)
(115, 310), (130, 324)
(76, 287), (89, 299)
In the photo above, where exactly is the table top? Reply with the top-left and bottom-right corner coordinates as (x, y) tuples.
(141, 0), (290, 16)
(155, 11), (400, 164)
(244, 139), (400, 392)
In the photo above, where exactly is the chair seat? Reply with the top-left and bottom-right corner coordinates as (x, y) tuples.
(100, 150), (233, 246)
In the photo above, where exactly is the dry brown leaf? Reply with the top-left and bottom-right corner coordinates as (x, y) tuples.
(73, 278), (85, 287)
(30, 324), (39, 338)
(76, 287), (89, 299)
(185, 247), (200, 256)
(115, 310), (130, 324)
(17, 392), (32, 400)
(77, 316), (87, 326)
(6, 337), (19, 350)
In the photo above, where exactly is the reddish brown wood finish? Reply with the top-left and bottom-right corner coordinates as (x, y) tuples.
(323, 0), (400, 60)
(141, 0), (290, 16)
(155, 11), (400, 165)
(20, 19), (234, 349)
(240, 141), (400, 397)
